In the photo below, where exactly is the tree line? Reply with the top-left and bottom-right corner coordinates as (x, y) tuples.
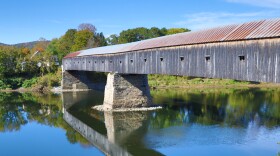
(0, 24), (190, 90)
(107, 27), (190, 45)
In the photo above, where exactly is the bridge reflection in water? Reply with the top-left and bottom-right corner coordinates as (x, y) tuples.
(63, 111), (131, 156)
(62, 91), (163, 156)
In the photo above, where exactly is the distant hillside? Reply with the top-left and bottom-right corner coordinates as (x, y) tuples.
(0, 41), (50, 49)
(14, 41), (50, 49)
(0, 43), (8, 46)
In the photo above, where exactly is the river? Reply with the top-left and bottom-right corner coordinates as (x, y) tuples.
(0, 88), (279, 156)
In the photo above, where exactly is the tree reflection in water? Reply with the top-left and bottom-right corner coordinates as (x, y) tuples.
(65, 88), (280, 155)
(150, 88), (280, 129)
(0, 92), (90, 146)
(0, 88), (279, 155)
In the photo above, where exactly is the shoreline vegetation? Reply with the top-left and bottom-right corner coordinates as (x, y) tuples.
(1, 74), (280, 93)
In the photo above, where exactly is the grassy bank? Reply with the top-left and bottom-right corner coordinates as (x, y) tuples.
(1, 73), (279, 92)
(148, 74), (278, 89)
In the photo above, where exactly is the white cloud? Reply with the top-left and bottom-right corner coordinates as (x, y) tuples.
(174, 11), (279, 30)
(226, 0), (280, 8)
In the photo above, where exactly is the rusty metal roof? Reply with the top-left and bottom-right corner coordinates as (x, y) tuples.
(65, 18), (280, 58)
(64, 51), (81, 58)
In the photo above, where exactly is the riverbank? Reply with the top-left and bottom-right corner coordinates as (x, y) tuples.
(148, 75), (280, 89)
(1, 74), (280, 93)
(1, 81), (280, 93)
(0, 85), (56, 93)
(150, 83), (280, 90)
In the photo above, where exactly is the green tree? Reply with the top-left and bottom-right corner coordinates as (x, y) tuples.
(93, 32), (107, 47)
(160, 28), (168, 35)
(71, 29), (94, 51)
(46, 29), (77, 62)
(0, 46), (20, 78)
(116, 27), (190, 44)
(150, 27), (165, 38)
(45, 24), (106, 62)
(106, 34), (119, 45)
(58, 29), (77, 56)
(46, 38), (59, 56)
(118, 27), (150, 43)
(166, 28), (190, 35)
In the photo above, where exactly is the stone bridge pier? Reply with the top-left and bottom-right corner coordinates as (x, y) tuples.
(103, 73), (152, 110)
(62, 71), (152, 110)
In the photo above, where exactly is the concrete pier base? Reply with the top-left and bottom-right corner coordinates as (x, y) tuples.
(103, 73), (152, 110)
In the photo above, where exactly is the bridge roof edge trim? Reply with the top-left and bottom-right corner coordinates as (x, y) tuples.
(64, 18), (280, 58)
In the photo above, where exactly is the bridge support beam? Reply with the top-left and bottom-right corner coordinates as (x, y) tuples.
(103, 73), (152, 110)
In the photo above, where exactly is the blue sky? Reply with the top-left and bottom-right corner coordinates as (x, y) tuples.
(0, 0), (280, 44)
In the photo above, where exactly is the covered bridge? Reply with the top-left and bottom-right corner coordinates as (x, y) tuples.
(62, 18), (280, 109)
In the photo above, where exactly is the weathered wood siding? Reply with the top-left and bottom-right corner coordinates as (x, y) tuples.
(63, 38), (280, 83)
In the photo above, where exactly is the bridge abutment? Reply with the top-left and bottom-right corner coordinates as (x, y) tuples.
(62, 70), (89, 90)
(103, 73), (152, 110)
(62, 70), (105, 91)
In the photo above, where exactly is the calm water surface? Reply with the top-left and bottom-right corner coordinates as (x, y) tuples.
(0, 88), (279, 156)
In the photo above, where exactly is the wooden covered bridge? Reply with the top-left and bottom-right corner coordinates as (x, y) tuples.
(62, 18), (280, 110)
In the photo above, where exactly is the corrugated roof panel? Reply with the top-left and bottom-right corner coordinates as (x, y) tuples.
(262, 19), (280, 36)
(224, 20), (265, 41)
(64, 18), (280, 58)
(180, 24), (235, 44)
(198, 25), (238, 42)
(129, 24), (239, 51)
(64, 51), (81, 58)
(247, 19), (280, 38)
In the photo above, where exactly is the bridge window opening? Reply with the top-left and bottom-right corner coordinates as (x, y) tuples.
(144, 58), (147, 62)
(130, 59), (133, 63)
(180, 56), (184, 61)
(205, 56), (210, 62)
(89, 61), (91, 64)
(94, 61), (97, 64)
(160, 57), (164, 62)
(78, 62), (79, 64)
(239, 55), (245, 61)
(102, 61), (104, 63)
(110, 60), (113, 63)
(120, 61), (122, 64)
